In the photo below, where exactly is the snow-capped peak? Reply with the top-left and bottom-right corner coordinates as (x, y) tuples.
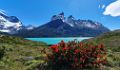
(26, 25), (35, 30)
(0, 10), (23, 34)
(50, 12), (104, 29)
(66, 15), (76, 27)
(68, 15), (75, 20)
(51, 12), (65, 22)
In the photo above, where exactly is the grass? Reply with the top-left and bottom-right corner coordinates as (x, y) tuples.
(0, 35), (48, 70)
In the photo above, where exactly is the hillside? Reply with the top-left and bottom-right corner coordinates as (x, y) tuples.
(0, 35), (48, 70)
(83, 30), (120, 70)
(85, 29), (120, 48)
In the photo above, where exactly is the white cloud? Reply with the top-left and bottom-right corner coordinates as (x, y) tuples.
(103, 0), (120, 17)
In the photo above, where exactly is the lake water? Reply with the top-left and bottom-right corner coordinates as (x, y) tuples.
(25, 37), (92, 45)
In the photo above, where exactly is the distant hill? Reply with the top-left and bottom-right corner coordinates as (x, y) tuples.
(84, 29), (120, 48)
(0, 34), (46, 45)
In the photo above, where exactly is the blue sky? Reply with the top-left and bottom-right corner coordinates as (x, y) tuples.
(0, 0), (120, 30)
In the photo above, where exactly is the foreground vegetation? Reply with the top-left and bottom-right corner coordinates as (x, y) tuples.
(0, 35), (48, 70)
(0, 30), (120, 70)
(45, 40), (107, 70)
(82, 30), (120, 70)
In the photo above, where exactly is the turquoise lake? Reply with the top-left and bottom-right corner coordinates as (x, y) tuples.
(26, 37), (92, 45)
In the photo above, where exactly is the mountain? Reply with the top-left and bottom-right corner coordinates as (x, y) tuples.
(16, 12), (110, 37)
(0, 11), (36, 35)
(0, 12), (110, 37)
(0, 11), (23, 34)
(25, 25), (36, 30)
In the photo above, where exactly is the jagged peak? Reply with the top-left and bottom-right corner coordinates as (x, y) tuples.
(52, 15), (57, 18)
(50, 12), (104, 29)
(51, 12), (65, 22)
(68, 15), (74, 18)
(59, 12), (64, 16)
(67, 15), (75, 20)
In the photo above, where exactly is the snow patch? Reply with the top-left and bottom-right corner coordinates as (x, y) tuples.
(0, 11), (22, 34)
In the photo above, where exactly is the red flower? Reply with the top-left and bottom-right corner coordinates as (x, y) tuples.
(75, 58), (78, 63)
(62, 47), (69, 51)
(96, 60), (101, 64)
(97, 54), (102, 58)
(80, 57), (85, 62)
(74, 49), (79, 54)
(50, 44), (59, 53)
(92, 54), (97, 57)
(97, 50), (101, 53)
(98, 44), (104, 49)
(50, 45), (58, 50)
(55, 48), (59, 53)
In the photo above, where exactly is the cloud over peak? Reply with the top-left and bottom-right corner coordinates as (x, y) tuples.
(103, 0), (120, 17)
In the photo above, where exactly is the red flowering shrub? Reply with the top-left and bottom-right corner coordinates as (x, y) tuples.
(47, 40), (107, 70)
